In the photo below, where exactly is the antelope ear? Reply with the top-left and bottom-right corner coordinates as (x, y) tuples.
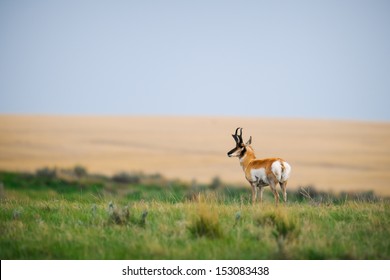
(246, 136), (252, 145)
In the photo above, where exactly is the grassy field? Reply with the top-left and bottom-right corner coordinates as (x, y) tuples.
(1, 168), (389, 260)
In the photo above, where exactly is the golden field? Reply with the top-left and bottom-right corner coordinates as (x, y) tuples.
(0, 115), (389, 195)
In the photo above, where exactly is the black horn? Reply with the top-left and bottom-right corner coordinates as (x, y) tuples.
(232, 127), (243, 144)
(238, 127), (243, 143)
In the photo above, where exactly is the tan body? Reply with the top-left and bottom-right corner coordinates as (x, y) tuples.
(228, 128), (291, 205)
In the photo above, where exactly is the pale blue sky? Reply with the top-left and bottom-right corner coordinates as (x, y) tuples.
(1, 0), (389, 121)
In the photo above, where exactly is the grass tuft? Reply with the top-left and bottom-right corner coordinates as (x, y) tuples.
(107, 202), (130, 225)
(188, 202), (222, 239)
(256, 209), (300, 258)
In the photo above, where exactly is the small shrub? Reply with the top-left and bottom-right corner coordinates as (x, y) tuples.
(233, 211), (241, 227)
(185, 180), (206, 201)
(210, 176), (222, 190)
(74, 165), (87, 178)
(0, 182), (4, 199)
(112, 172), (141, 184)
(107, 202), (130, 225)
(257, 210), (298, 240)
(12, 209), (21, 220)
(256, 210), (300, 258)
(137, 210), (148, 227)
(36, 167), (57, 179)
(189, 216), (222, 239)
(188, 205), (222, 239)
(272, 214), (298, 240)
(107, 202), (149, 227)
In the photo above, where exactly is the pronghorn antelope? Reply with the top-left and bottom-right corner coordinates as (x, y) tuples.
(227, 128), (291, 205)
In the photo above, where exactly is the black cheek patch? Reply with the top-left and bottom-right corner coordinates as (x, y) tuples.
(239, 146), (247, 158)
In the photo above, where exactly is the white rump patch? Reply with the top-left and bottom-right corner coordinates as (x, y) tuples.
(281, 161), (291, 182)
(272, 160), (292, 182)
(271, 161), (282, 181)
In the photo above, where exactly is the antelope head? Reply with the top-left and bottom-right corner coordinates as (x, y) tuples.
(227, 127), (252, 158)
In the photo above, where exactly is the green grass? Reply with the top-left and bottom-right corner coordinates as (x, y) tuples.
(0, 170), (389, 259)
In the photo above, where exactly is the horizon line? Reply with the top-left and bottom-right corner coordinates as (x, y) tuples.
(0, 112), (389, 124)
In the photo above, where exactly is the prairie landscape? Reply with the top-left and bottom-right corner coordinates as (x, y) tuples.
(0, 115), (389, 260)
(1, 115), (389, 195)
